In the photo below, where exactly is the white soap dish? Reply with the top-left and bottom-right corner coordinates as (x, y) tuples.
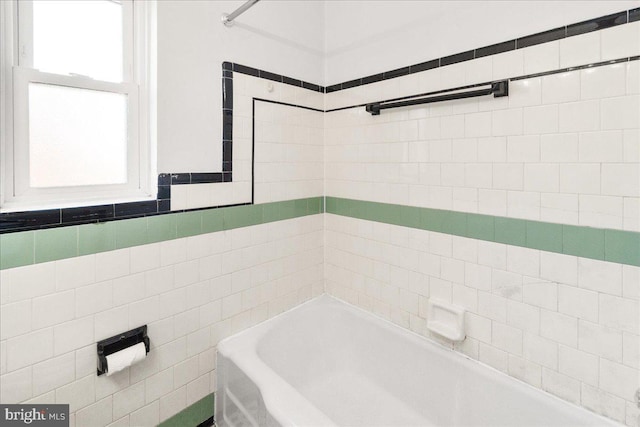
(426, 299), (466, 342)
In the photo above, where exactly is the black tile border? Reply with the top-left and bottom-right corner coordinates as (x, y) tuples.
(321, 8), (636, 93)
(0, 7), (637, 234)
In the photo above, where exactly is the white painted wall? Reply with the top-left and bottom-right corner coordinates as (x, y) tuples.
(157, 0), (325, 173)
(324, 1), (639, 84)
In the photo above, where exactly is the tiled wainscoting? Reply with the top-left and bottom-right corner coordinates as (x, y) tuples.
(1, 8), (639, 427)
(0, 204), (324, 426)
(324, 18), (639, 427)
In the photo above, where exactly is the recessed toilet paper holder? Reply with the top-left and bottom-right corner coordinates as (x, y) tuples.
(97, 325), (150, 376)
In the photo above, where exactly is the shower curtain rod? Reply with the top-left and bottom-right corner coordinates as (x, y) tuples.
(222, 0), (261, 26)
(365, 80), (509, 115)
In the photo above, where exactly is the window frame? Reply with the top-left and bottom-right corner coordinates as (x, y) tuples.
(0, 0), (156, 212)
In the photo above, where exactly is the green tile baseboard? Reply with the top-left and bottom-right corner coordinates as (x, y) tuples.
(159, 393), (214, 427)
(0, 197), (324, 270)
(326, 197), (640, 267)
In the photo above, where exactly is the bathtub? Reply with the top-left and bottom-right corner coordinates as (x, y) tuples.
(216, 295), (618, 427)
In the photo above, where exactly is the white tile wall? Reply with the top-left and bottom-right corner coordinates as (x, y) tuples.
(0, 216), (323, 425)
(325, 21), (640, 427)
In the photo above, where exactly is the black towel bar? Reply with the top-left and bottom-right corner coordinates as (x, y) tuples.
(365, 80), (509, 115)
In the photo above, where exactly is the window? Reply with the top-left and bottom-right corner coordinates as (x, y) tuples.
(0, 0), (156, 211)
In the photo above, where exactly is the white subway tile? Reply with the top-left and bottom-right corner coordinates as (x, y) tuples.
(144, 367), (173, 404)
(76, 280), (113, 317)
(96, 368), (130, 401)
(491, 108), (523, 136)
(129, 297), (160, 328)
(623, 332), (639, 369)
(578, 258), (622, 295)
(581, 383), (627, 425)
(600, 358), (638, 401)
(540, 133), (578, 163)
(524, 164), (559, 193)
(478, 292), (507, 323)
(492, 50), (524, 80)
(130, 401), (159, 427)
(493, 164), (523, 191)
(542, 71), (580, 104)
(130, 244), (161, 274)
(75, 345), (95, 379)
(581, 64), (627, 100)
(506, 246), (539, 277)
(602, 163), (639, 197)
(540, 310), (577, 347)
(145, 266), (174, 297)
(507, 300), (540, 334)
(559, 32), (600, 68)
(7, 328), (53, 371)
(579, 130), (624, 162)
(599, 294), (639, 334)
(477, 137), (506, 162)
(95, 249), (130, 282)
(76, 396), (113, 427)
(95, 306), (129, 342)
(113, 273), (145, 307)
(0, 367), (32, 403)
(623, 266), (640, 300)
(173, 356), (199, 388)
(524, 333), (558, 369)
(478, 342), (508, 372)
(54, 317), (93, 356)
(559, 163), (601, 194)
(509, 78), (541, 108)
(623, 129), (639, 163)
(601, 21), (640, 61)
(32, 353), (75, 396)
(542, 367), (581, 404)
(508, 354), (542, 388)
(159, 386), (186, 422)
(578, 320), (623, 362)
(558, 345), (599, 386)
(174, 260), (200, 289)
(523, 41), (559, 75)
(465, 313), (491, 343)
(56, 375), (95, 412)
(160, 239), (187, 267)
(187, 328), (211, 358)
(558, 284), (598, 323)
(186, 374), (210, 406)
(492, 322), (523, 355)
(627, 61), (639, 95)
(56, 255), (95, 291)
(507, 135), (540, 162)
(32, 290), (75, 330)
(602, 95), (640, 130)
(478, 189), (507, 216)
(1, 300), (31, 340)
(113, 381), (145, 420)
(3, 263), (56, 303)
(522, 278), (557, 311)
(559, 100), (600, 133)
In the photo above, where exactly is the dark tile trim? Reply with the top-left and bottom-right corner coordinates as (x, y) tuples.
(1, 7), (637, 233)
(516, 27), (565, 49)
(322, 8), (635, 93)
(440, 50), (474, 66)
(566, 11), (627, 37)
(475, 40), (516, 58)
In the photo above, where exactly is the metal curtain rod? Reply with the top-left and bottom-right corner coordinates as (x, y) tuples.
(365, 81), (509, 115)
(222, 0), (261, 26)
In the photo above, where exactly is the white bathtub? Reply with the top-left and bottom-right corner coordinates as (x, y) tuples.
(216, 295), (619, 427)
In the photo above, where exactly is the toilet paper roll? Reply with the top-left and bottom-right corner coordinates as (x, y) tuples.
(105, 342), (147, 376)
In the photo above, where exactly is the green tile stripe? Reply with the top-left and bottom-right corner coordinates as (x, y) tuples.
(326, 197), (640, 267)
(0, 197), (324, 270)
(159, 393), (214, 427)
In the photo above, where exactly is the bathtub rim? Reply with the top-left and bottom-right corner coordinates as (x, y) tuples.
(216, 293), (623, 427)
